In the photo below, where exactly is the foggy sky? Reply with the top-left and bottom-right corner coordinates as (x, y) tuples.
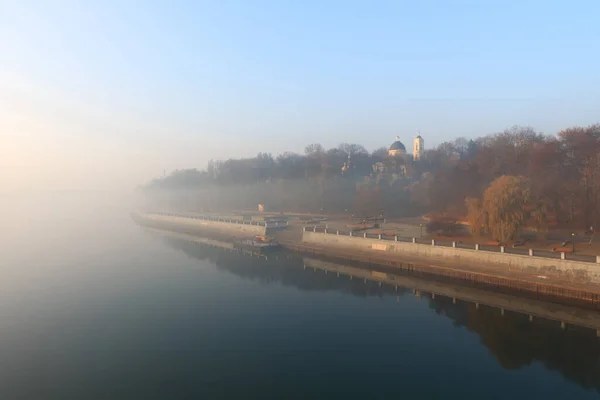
(2, 0), (599, 192)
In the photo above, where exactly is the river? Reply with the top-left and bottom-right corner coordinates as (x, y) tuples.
(0, 192), (598, 399)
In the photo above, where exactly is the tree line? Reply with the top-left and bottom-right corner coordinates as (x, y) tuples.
(143, 124), (600, 238)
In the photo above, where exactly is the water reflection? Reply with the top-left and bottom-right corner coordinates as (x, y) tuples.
(430, 298), (600, 392)
(160, 232), (600, 394)
(164, 236), (408, 299)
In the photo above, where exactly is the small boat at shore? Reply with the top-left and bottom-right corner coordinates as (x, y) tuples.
(234, 235), (282, 252)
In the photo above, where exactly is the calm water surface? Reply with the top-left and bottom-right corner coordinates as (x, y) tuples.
(0, 193), (599, 399)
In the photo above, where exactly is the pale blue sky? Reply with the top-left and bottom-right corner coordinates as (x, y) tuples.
(1, 0), (599, 191)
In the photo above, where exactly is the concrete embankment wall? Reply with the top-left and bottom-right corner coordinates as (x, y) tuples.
(303, 231), (600, 284)
(136, 212), (267, 237)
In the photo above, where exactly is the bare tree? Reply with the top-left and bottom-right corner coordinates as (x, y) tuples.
(304, 143), (324, 156)
(371, 146), (389, 159)
(338, 143), (368, 156)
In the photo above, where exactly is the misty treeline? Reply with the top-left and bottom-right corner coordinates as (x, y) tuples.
(143, 124), (600, 235)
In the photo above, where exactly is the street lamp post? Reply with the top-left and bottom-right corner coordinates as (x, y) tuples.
(571, 232), (576, 253)
(420, 223), (423, 238)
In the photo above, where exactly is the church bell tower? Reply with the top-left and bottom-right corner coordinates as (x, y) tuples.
(413, 132), (424, 160)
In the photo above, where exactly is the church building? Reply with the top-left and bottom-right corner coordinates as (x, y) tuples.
(413, 134), (424, 160)
(388, 136), (407, 157)
(342, 133), (426, 176)
(387, 133), (425, 160)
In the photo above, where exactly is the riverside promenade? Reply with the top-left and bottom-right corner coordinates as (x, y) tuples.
(141, 225), (600, 333)
(132, 211), (600, 308)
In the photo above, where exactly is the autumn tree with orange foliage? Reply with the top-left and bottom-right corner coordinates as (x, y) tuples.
(465, 197), (486, 237)
(481, 176), (531, 242)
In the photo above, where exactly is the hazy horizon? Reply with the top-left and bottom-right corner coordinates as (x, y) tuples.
(2, 0), (600, 193)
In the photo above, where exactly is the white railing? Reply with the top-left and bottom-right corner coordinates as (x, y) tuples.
(303, 228), (598, 264)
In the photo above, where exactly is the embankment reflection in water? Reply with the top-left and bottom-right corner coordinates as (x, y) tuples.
(149, 229), (600, 395)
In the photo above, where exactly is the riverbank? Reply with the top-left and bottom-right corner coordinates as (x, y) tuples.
(132, 211), (600, 308)
(141, 224), (600, 332)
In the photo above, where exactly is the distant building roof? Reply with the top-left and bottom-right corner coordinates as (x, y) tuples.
(389, 140), (406, 151)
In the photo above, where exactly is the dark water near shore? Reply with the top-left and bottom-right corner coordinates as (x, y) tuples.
(1, 193), (599, 399)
